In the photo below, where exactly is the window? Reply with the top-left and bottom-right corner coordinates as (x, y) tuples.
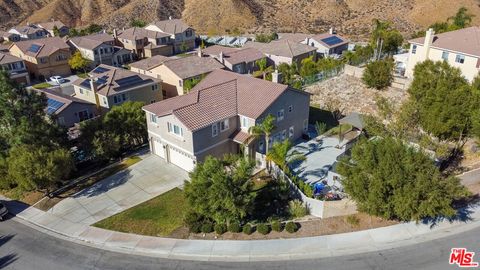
(259, 141), (264, 152)
(442, 51), (449, 61)
(289, 126), (294, 138)
(220, 119), (229, 131)
(179, 80), (183, 87)
(150, 100), (156, 104)
(100, 48), (103, 54)
(78, 110), (90, 121)
(57, 117), (65, 126)
(113, 95), (123, 104)
(212, 123), (219, 137)
(288, 105), (293, 113)
(277, 109), (284, 122)
(411, 45), (417, 54)
(162, 90), (167, 98)
(150, 114), (157, 123)
(103, 97), (107, 105)
(168, 122), (183, 137)
(186, 30), (193, 37)
(40, 57), (47, 64)
(281, 130), (287, 140)
(303, 119), (308, 132)
(240, 116), (248, 128)
(455, 54), (465, 64)
(151, 84), (158, 91)
(79, 88), (84, 94)
(122, 93), (127, 101)
(94, 50), (98, 55)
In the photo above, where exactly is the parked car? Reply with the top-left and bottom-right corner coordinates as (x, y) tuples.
(0, 202), (8, 221)
(49, 76), (66, 84)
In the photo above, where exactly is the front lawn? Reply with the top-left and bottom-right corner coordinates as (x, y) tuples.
(32, 82), (52, 89)
(93, 188), (186, 237)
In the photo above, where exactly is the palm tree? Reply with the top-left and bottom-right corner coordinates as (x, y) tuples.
(255, 58), (274, 80)
(248, 114), (276, 169)
(267, 139), (305, 174)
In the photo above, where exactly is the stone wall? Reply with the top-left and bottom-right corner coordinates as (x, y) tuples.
(343, 64), (365, 79)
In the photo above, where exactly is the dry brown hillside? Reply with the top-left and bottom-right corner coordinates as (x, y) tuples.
(1, 0), (480, 39)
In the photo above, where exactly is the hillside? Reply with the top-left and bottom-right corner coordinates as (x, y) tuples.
(1, 0), (480, 39)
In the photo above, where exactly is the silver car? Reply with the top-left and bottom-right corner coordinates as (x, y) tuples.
(0, 202), (8, 221)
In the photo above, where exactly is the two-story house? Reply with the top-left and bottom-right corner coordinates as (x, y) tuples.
(72, 64), (162, 112)
(129, 54), (224, 98)
(202, 45), (266, 74)
(36, 20), (70, 37)
(116, 27), (173, 59)
(406, 27), (480, 82)
(143, 69), (310, 172)
(9, 37), (71, 80)
(0, 31), (20, 42)
(8, 24), (49, 40)
(68, 33), (133, 67)
(0, 52), (30, 84)
(244, 39), (317, 67)
(304, 32), (349, 58)
(145, 18), (195, 54)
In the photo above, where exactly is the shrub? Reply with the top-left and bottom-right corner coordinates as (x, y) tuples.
(214, 223), (227, 235)
(189, 223), (202, 233)
(288, 200), (309, 218)
(228, 222), (241, 233)
(242, 223), (253, 235)
(256, 223), (270, 235)
(285, 221), (298, 233)
(184, 211), (203, 233)
(271, 220), (282, 232)
(303, 184), (314, 198)
(346, 215), (360, 227)
(201, 222), (213, 233)
(362, 59), (394, 90)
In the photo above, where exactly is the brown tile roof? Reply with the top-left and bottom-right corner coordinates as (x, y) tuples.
(69, 33), (113, 50)
(129, 55), (170, 70)
(202, 45), (238, 56)
(0, 52), (23, 65)
(143, 69), (308, 131)
(73, 64), (161, 97)
(34, 88), (92, 114)
(309, 33), (349, 48)
(13, 37), (70, 58)
(118, 27), (170, 41)
(278, 33), (312, 43)
(244, 40), (316, 58)
(11, 25), (46, 35)
(223, 47), (265, 65)
(148, 19), (191, 35)
(230, 129), (250, 144)
(409, 27), (480, 57)
(0, 44), (9, 52)
(37, 20), (66, 31)
(161, 56), (224, 79)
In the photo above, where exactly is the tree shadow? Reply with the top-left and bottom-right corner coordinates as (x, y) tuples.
(421, 194), (480, 228)
(72, 169), (134, 198)
(0, 254), (17, 269)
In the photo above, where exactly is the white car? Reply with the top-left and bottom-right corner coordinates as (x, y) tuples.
(49, 76), (66, 84)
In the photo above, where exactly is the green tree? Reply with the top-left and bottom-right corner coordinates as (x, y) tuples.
(254, 58), (273, 80)
(255, 33), (277, 43)
(362, 59), (394, 90)
(248, 114), (276, 157)
(184, 155), (256, 224)
(337, 137), (469, 221)
(52, 25), (60, 37)
(130, 19), (147, 28)
(299, 56), (317, 78)
(183, 76), (204, 93)
(267, 139), (305, 173)
(314, 121), (327, 136)
(448, 7), (474, 30)
(68, 51), (91, 75)
(370, 19), (403, 56)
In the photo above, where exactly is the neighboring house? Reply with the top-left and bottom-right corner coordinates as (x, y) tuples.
(35, 88), (98, 127)
(72, 64), (162, 111)
(143, 69), (310, 172)
(0, 31), (20, 42)
(277, 33), (313, 43)
(9, 37), (71, 79)
(116, 27), (173, 59)
(202, 45), (265, 74)
(304, 33), (349, 57)
(68, 33), (132, 67)
(145, 18), (195, 54)
(129, 55), (224, 98)
(244, 39), (317, 67)
(8, 24), (49, 40)
(36, 20), (69, 37)
(0, 52), (30, 84)
(406, 27), (480, 82)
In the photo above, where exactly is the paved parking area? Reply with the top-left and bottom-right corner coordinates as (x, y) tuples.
(47, 155), (188, 225)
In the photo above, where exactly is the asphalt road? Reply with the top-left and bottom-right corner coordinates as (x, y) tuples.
(0, 218), (479, 270)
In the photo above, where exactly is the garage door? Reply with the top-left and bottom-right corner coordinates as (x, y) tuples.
(168, 146), (195, 172)
(153, 140), (165, 159)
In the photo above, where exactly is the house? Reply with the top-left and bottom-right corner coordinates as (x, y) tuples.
(143, 69), (310, 172)
(129, 55), (224, 98)
(68, 33), (132, 67)
(36, 20), (69, 37)
(304, 32), (349, 58)
(406, 27), (480, 82)
(9, 37), (71, 80)
(8, 24), (49, 40)
(145, 18), (196, 54)
(202, 45), (265, 74)
(277, 33), (313, 43)
(244, 39), (317, 67)
(35, 88), (98, 127)
(72, 64), (162, 111)
(0, 52), (30, 84)
(0, 31), (20, 42)
(116, 27), (173, 59)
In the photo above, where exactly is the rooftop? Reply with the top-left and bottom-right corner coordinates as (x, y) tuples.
(13, 37), (70, 58)
(147, 19), (191, 35)
(277, 33), (313, 43)
(69, 33), (114, 50)
(37, 20), (67, 31)
(0, 52), (22, 65)
(34, 88), (92, 115)
(244, 39), (316, 58)
(118, 27), (170, 41)
(161, 56), (225, 79)
(409, 26), (480, 57)
(10, 24), (45, 35)
(309, 33), (349, 48)
(222, 47), (265, 65)
(129, 55), (170, 70)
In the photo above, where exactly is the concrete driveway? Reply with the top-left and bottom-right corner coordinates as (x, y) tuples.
(47, 155), (188, 225)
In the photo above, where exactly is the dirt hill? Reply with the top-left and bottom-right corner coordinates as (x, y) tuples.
(1, 0), (480, 39)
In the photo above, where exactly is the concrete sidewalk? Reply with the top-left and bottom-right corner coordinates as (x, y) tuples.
(3, 195), (480, 262)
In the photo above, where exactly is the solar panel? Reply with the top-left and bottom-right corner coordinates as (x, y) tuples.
(93, 66), (110, 74)
(46, 98), (65, 115)
(28, 44), (42, 53)
(321, 36), (344, 46)
(80, 79), (91, 89)
(116, 75), (143, 87)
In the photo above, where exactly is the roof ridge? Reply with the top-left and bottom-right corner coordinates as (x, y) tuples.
(286, 40), (294, 57)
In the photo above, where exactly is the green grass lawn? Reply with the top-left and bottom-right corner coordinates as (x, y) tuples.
(32, 82), (52, 89)
(93, 188), (186, 237)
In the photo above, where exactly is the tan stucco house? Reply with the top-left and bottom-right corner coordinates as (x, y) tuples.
(72, 64), (162, 112)
(0, 52), (30, 84)
(145, 18), (195, 54)
(143, 69), (310, 172)
(116, 27), (173, 59)
(36, 20), (69, 37)
(244, 39), (317, 67)
(202, 45), (265, 74)
(9, 37), (71, 80)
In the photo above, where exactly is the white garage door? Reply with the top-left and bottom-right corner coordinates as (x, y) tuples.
(168, 146), (195, 172)
(153, 140), (165, 159)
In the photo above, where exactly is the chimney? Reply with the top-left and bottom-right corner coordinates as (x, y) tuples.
(329, 27), (335, 35)
(113, 29), (118, 39)
(272, 70), (282, 84)
(423, 28), (435, 60)
(219, 51), (224, 63)
(89, 79), (101, 112)
(197, 48), (203, 57)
